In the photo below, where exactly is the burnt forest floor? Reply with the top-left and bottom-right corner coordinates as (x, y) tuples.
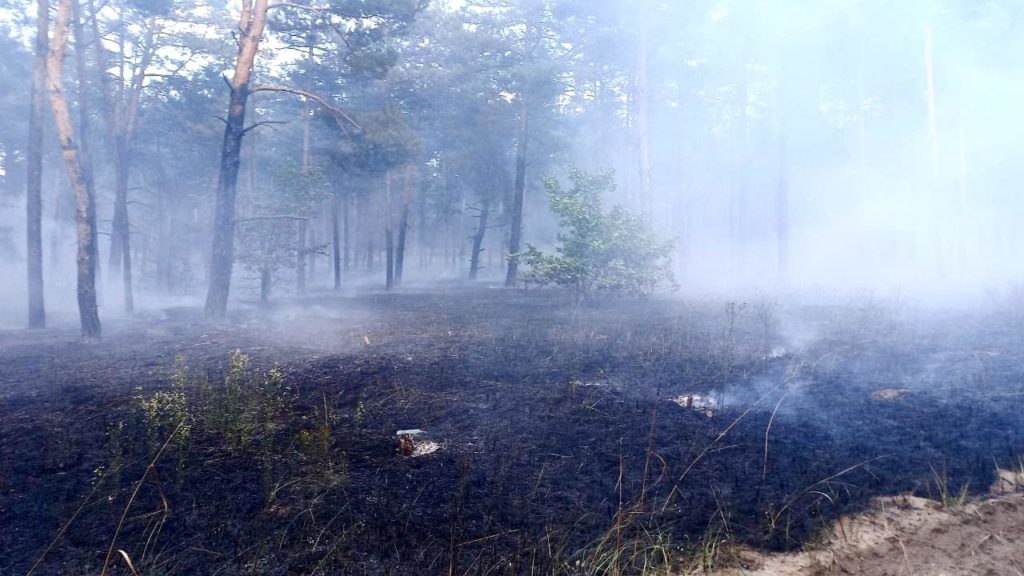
(3, 286), (1024, 575)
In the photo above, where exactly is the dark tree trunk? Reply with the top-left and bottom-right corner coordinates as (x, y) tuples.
(469, 195), (490, 280)
(308, 224), (317, 284)
(296, 218), (307, 295)
(204, 0), (268, 319)
(332, 187), (341, 290)
(730, 45), (750, 271)
(395, 165), (414, 287)
(396, 205), (408, 286)
(260, 268), (271, 303)
(110, 135), (134, 312)
(505, 94), (528, 287)
(154, 148), (172, 291)
(48, 0), (101, 339)
(26, 0), (47, 329)
(418, 183), (427, 269)
(776, 135), (789, 284)
(205, 90), (249, 317)
(385, 171), (394, 290)
(91, 0), (149, 315)
(457, 187), (467, 273)
(343, 191), (350, 272)
(635, 23), (653, 218)
(73, 0), (102, 302)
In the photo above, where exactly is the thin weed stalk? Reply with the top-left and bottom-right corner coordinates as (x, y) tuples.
(764, 391), (789, 480)
(101, 420), (184, 576)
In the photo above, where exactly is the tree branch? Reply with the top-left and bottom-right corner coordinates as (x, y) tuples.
(242, 119), (290, 134)
(250, 84), (360, 132)
(235, 215), (308, 226)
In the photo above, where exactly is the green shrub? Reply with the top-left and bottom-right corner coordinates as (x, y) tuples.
(522, 168), (676, 301)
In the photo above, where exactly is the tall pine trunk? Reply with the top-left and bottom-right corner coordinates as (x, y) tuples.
(505, 94), (528, 287)
(776, 135), (789, 284)
(296, 218), (307, 295)
(343, 190), (351, 272)
(635, 23), (653, 218)
(395, 165), (414, 287)
(385, 171), (394, 290)
(396, 204), (409, 286)
(26, 0), (47, 329)
(469, 194), (490, 280)
(48, 0), (101, 338)
(110, 135), (134, 312)
(332, 186), (342, 290)
(204, 0), (268, 319)
(91, 0), (151, 314)
(73, 0), (102, 303)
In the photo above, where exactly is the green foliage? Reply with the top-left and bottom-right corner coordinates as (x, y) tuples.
(295, 425), (333, 468)
(331, 108), (420, 174)
(218, 350), (258, 451)
(137, 355), (194, 481)
(138, 356), (193, 457)
(522, 168), (676, 300)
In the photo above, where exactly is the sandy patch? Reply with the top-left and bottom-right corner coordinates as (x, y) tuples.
(712, 480), (1024, 576)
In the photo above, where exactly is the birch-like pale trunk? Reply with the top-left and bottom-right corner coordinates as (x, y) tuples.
(47, 0), (102, 338)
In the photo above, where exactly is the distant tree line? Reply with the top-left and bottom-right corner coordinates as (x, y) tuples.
(0, 0), (983, 336)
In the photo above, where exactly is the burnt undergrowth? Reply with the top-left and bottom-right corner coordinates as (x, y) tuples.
(3, 289), (1024, 574)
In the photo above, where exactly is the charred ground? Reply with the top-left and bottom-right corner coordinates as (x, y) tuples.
(2, 288), (1024, 575)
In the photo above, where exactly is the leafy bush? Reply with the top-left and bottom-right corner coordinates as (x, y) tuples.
(522, 168), (676, 300)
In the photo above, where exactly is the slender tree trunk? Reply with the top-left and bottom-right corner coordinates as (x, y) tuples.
(956, 120), (967, 270)
(260, 268), (271, 302)
(296, 218), (307, 295)
(92, 1), (151, 315)
(396, 204), (409, 286)
(395, 165), (414, 287)
(105, 12), (127, 276)
(505, 93), (528, 287)
(48, 0), (101, 338)
(299, 62), (312, 294)
(776, 135), (789, 284)
(156, 156), (172, 291)
(73, 0), (103, 302)
(924, 21), (943, 266)
(308, 224), (317, 283)
(204, 0), (268, 319)
(635, 23), (653, 219)
(332, 186), (341, 289)
(469, 195), (490, 280)
(156, 142), (176, 291)
(925, 22), (939, 181)
(457, 186), (467, 273)
(385, 171), (394, 290)
(111, 135), (134, 312)
(26, 0), (48, 329)
(731, 46), (750, 274)
(343, 191), (350, 272)
(417, 170), (427, 268)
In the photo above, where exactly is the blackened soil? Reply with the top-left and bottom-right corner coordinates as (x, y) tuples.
(2, 289), (1024, 575)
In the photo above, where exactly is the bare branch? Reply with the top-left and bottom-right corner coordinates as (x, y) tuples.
(242, 119), (290, 134)
(250, 84), (360, 132)
(328, 21), (353, 51)
(235, 215), (308, 226)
